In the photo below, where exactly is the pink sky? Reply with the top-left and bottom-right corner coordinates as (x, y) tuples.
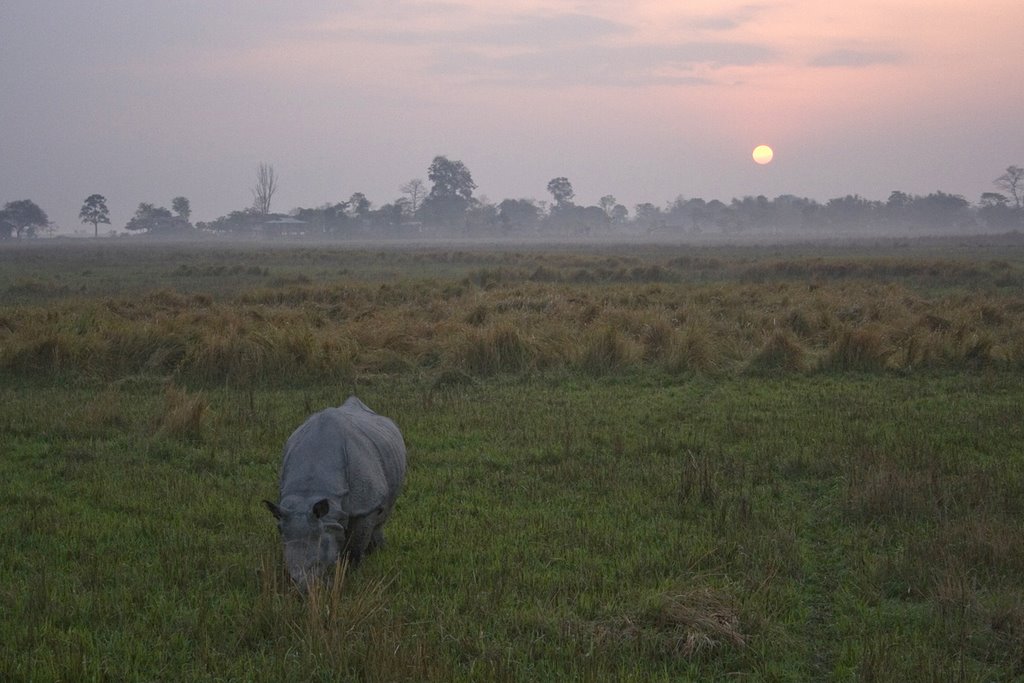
(2, 1), (1022, 232)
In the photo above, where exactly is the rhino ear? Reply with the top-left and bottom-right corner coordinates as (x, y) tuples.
(312, 498), (330, 519)
(263, 500), (282, 519)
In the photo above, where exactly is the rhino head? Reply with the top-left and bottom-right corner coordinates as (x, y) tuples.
(263, 498), (346, 591)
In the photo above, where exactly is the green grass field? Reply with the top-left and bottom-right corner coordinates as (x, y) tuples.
(2, 238), (1024, 681)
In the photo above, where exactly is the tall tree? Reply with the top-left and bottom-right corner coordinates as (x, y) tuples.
(610, 204), (629, 224)
(400, 179), (426, 214)
(994, 165), (1023, 210)
(421, 156), (476, 226)
(599, 194), (617, 217)
(252, 162), (278, 215)
(79, 194), (111, 237)
(348, 192), (371, 218)
(172, 196), (191, 221)
(427, 156), (476, 201)
(2, 199), (49, 239)
(546, 177), (575, 206)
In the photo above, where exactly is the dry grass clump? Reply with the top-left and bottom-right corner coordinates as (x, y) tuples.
(821, 325), (890, 372)
(665, 326), (719, 374)
(640, 318), (676, 361)
(453, 323), (536, 375)
(745, 330), (807, 375)
(3, 331), (81, 373)
(156, 384), (207, 442)
(574, 585), (746, 660)
(181, 320), (356, 384)
(579, 325), (639, 375)
(653, 587), (746, 656)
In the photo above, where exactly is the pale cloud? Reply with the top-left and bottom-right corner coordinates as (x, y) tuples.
(296, 6), (778, 88)
(431, 40), (778, 86)
(457, 12), (631, 46)
(306, 10), (630, 47)
(684, 3), (776, 31)
(809, 48), (904, 68)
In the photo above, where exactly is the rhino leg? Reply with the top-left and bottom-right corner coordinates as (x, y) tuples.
(367, 525), (385, 554)
(345, 507), (388, 566)
(345, 515), (374, 567)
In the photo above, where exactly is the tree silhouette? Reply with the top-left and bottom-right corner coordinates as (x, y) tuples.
(421, 156), (476, 226)
(994, 165), (1023, 210)
(546, 177), (575, 206)
(400, 179), (426, 215)
(2, 199), (49, 239)
(125, 202), (174, 233)
(79, 194), (111, 237)
(252, 163), (278, 215)
(172, 196), (191, 221)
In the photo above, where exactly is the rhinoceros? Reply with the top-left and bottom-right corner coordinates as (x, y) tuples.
(263, 396), (406, 589)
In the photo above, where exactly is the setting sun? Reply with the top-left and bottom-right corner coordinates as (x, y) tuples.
(752, 145), (774, 165)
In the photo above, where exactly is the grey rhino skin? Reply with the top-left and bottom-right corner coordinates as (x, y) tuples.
(263, 396), (406, 589)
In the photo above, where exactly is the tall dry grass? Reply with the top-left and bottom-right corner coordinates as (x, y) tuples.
(3, 248), (1024, 384)
(156, 385), (207, 442)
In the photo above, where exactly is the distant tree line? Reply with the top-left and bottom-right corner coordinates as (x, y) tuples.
(196, 160), (1024, 239)
(2, 162), (1022, 240)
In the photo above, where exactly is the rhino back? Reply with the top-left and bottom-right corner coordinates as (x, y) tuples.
(280, 398), (406, 517)
(337, 397), (406, 514)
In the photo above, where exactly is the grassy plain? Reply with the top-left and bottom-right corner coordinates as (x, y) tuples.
(2, 236), (1024, 681)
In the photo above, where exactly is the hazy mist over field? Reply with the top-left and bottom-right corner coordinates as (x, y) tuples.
(2, 1), (1022, 235)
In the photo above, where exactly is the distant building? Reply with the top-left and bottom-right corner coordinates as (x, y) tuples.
(259, 216), (307, 237)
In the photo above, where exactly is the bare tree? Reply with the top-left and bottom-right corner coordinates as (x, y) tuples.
(400, 178), (426, 214)
(994, 165), (1023, 209)
(252, 162), (278, 215)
